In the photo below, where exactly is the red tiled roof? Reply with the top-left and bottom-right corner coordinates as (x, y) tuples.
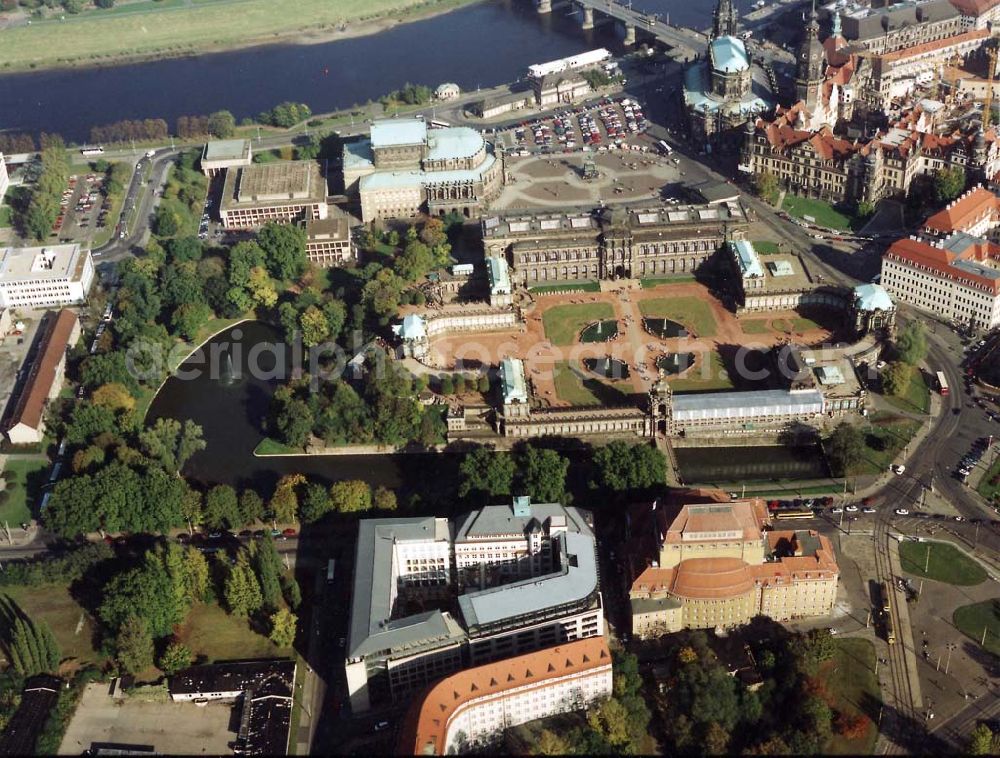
(880, 28), (990, 63)
(5, 310), (77, 435)
(664, 499), (769, 544)
(948, 0), (1000, 16)
(885, 236), (1000, 294)
(396, 638), (611, 756)
(924, 186), (1000, 234)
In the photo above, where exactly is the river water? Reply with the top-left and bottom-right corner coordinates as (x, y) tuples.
(0, 0), (751, 142)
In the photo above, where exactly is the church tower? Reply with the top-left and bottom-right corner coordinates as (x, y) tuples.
(795, 1), (826, 110)
(712, 0), (739, 39)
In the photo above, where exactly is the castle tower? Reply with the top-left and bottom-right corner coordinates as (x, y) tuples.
(795, 1), (826, 110)
(648, 372), (674, 437)
(712, 0), (739, 40)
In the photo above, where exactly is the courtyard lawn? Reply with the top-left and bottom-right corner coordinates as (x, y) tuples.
(882, 365), (930, 415)
(639, 296), (718, 338)
(899, 540), (987, 586)
(175, 602), (284, 662)
(780, 195), (856, 231)
(668, 350), (734, 392)
(0, 458), (50, 525)
(1, 584), (99, 664)
(640, 275), (697, 288)
(254, 437), (306, 456)
(751, 240), (780, 254)
(552, 362), (632, 406)
(529, 281), (601, 295)
(858, 416), (921, 476)
(542, 303), (615, 346)
(0, 0), (478, 72)
(822, 638), (881, 755)
(953, 599), (1000, 657)
(739, 319), (771, 335)
(0, 205), (12, 229)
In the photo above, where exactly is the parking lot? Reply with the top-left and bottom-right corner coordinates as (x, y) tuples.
(58, 682), (236, 755)
(52, 172), (114, 243)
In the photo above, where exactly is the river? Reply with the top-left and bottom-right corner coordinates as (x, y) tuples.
(0, 0), (750, 142)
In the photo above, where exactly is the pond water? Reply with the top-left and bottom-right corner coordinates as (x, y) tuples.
(674, 445), (830, 483)
(579, 320), (620, 344)
(656, 352), (695, 375)
(583, 356), (630, 380)
(643, 318), (688, 339)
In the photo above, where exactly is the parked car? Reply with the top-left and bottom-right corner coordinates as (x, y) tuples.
(862, 507), (877, 514)
(845, 505), (859, 512)
(895, 508), (910, 516)
(282, 528), (297, 537)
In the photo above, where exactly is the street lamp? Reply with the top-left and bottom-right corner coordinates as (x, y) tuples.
(944, 642), (957, 675)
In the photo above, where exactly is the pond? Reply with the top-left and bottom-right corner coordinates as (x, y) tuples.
(674, 445), (830, 484)
(656, 352), (696, 375)
(583, 357), (630, 380)
(643, 318), (689, 339)
(579, 320), (619, 343)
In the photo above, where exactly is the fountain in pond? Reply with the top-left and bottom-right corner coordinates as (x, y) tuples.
(583, 357), (630, 380)
(643, 317), (688, 339)
(579, 320), (619, 343)
(219, 347), (238, 387)
(656, 353), (695, 375)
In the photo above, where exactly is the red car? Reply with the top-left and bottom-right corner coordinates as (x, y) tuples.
(282, 528), (297, 537)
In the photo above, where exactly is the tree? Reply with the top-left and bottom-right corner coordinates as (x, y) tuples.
(270, 474), (304, 523)
(517, 445), (569, 503)
(299, 305), (330, 348)
(882, 360), (912, 398)
(224, 552), (263, 617)
(703, 722), (730, 756)
(458, 446), (514, 500)
(894, 321), (927, 365)
(282, 575), (302, 610)
(274, 396), (314, 448)
(373, 486), (397, 511)
(100, 551), (186, 637)
(834, 711), (869, 740)
(203, 484), (241, 530)
(91, 382), (136, 412)
(591, 441), (665, 492)
(967, 723), (997, 755)
(587, 698), (632, 748)
(116, 616), (154, 675)
(154, 206), (180, 237)
(257, 222), (307, 281)
(252, 535), (284, 610)
(182, 546), (211, 603)
(139, 418), (205, 474)
(238, 490), (265, 526)
(856, 200), (875, 218)
(532, 729), (570, 755)
(934, 166), (966, 203)
(329, 480), (372, 513)
(158, 641), (193, 675)
(753, 170), (780, 205)
(171, 301), (212, 340)
(246, 266), (278, 308)
(826, 422), (865, 477)
(269, 608), (297, 648)
(300, 482), (332, 523)
(207, 110), (236, 139)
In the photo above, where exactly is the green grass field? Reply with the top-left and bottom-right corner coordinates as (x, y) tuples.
(177, 602), (284, 662)
(899, 540), (987, 586)
(1, 0), (477, 72)
(552, 361), (631, 406)
(639, 275), (697, 288)
(0, 205), (12, 229)
(529, 281), (601, 295)
(882, 365), (930, 415)
(542, 303), (615, 346)
(668, 350), (733, 392)
(822, 638), (881, 755)
(254, 437), (305, 456)
(639, 296), (718, 338)
(977, 456), (1000, 501)
(780, 196), (856, 231)
(751, 240), (780, 254)
(953, 599), (1000, 657)
(739, 319), (771, 335)
(0, 458), (49, 525)
(858, 417), (921, 476)
(1, 584), (99, 664)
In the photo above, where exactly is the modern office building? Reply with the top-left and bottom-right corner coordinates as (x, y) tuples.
(219, 161), (328, 230)
(482, 202), (749, 286)
(200, 139), (252, 177)
(342, 118), (504, 222)
(4, 309), (80, 445)
(396, 638), (613, 756)
(628, 500), (839, 638)
(0, 244), (94, 310)
(881, 232), (1000, 328)
(303, 211), (354, 268)
(345, 500), (603, 713)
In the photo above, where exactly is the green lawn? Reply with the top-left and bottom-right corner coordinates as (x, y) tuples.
(899, 540), (987, 586)
(1, 584), (99, 664)
(552, 361), (632, 406)
(639, 275), (697, 288)
(0, 0), (479, 72)
(751, 240), (780, 254)
(529, 281), (601, 295)
(977, 456), (1000, 501)
(953, 599), (1000, 657)
(857, 417), (921, 476)
(254, 437), (305, 456)
(822, 638), (881, 755)
(542, 303), (615, 346)
(0, 458), (50, 525)
(882, 365), (930, 415)
(176, 602), (284, 663)
(0, 205), (12, 229)
(739, 319), (771, 335)
(781, 195), (857, 231)
(639, 296), (718, 338)
(669, 350), (733, 392)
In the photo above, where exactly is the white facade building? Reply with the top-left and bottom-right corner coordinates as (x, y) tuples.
(398, 637), (613, 755)
(0, 244), (95, 310)
(881, 233), (1000, 329)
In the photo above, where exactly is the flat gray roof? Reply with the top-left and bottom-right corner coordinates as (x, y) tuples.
(672, 389), (825, 419)
(454, 503), (592, 541)
(457, 531), (599, 630)
(203, 139), (250, 161)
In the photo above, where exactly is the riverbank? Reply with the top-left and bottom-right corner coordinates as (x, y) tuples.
(0, 0), (483, 74)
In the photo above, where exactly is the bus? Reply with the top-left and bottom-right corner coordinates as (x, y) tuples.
(656, 139), (673, 156)
(327, 559), (336, 584)
(80, 146), (104, 156)
(775, 508), (815, 520)
(429, 119), (451, 129)
(885, 612), (896, 645)
(878, 581), (891, 613)
(936, 371), (949, 396)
